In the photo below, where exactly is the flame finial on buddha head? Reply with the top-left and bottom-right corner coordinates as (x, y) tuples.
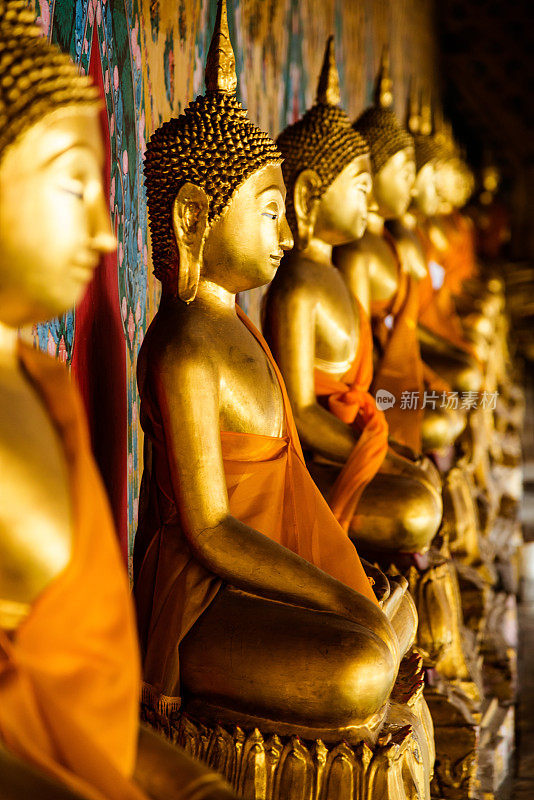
(354, 47), (413, 175)
(374, 46), (393, 110)
(406, 78), (420, 136)
(276, 35), (369, 243)
(407, 86), (442, 172)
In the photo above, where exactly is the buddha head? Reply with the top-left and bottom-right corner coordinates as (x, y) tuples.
(276, 37), (371, 251)
(431, 110), (473, 212)
(354, 49), (415, 220)
(0, 0), (115, 328)
(144, 0), (292, 302)
(405, 85), (441, 217)
(480, 158), (500, 203)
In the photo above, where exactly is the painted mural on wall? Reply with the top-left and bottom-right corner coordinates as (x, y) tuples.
(30, 0), (440, 559)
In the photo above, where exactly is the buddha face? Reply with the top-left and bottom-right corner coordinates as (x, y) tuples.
(413, 162), (439, 217)
(0, 108), (115, 328)
(313, 155), (372, 246)
(482, 165), (500, 194)
(373, 147), (416, 219)
(201, 163), (293, 293)
(434, 158), (469, 211)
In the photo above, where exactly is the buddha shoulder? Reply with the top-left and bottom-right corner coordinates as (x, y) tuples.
(355, 230), (399, 302)
(141, 303), (284, 434)
(266, 254), (324, 309)
(387, 222), (427, 280)
(139, 304), (227, 386)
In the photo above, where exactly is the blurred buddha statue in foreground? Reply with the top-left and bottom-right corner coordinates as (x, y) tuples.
(134, 9), (431, 799)
(0, 4), (234, 799)
(334, 51), (463, 456)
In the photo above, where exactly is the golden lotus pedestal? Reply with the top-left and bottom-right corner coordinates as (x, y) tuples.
(141, 652), (434, 800)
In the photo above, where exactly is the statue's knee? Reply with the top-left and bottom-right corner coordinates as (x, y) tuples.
(325, 626), (397, 724)
(422, 406), (466, 451)
(352, 472), (442, 553)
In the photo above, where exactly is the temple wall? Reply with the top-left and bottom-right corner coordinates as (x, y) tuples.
(31, 0), (439, 560)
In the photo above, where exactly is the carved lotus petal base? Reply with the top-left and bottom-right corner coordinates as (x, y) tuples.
(141, 703), (431, 800)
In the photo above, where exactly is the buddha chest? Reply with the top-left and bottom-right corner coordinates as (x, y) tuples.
(313, 266), (359, 375)
(218, 313), (285, 437)
(365, 231), (400, 304)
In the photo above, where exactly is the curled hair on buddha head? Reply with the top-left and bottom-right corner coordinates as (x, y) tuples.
(354, 46), (413, 175)
(276, 35), (369, 241)
(405, 82), (443, 173)
(0, 0), (99, 164)
(143, 0), (282, 301)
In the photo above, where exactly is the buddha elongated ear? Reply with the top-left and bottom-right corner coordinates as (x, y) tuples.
(172, 183), (210, 303)
(293, 169), (322, 249)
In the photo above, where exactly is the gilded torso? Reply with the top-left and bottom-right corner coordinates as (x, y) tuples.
(335, 229), (400, 310)
(264, 252), (358, 379)
(387, 219), (428, 280)
(0, 362), (72, 623)
(139, 300), (285, 438)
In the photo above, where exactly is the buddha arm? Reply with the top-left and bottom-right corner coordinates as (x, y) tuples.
(158, 347), (393, 642)
(269, 292), (356, 464)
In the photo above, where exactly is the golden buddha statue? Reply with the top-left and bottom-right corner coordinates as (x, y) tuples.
(0, 4), (234, 799)
(468, 158), (511, 263)
(402, 87), (483, 399)
(258, 46), (481, 796)
(424, 114), (510, 509)
(134, 10), (432, 799)
(332, 52), (463, 456)
(262, 34), (481, 713)
(263, 39), (441, 555)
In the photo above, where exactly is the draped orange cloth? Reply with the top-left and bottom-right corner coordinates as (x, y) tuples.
(439, 211), (478, 296)
(314, 302), (389, 532)
(416, 223), (474, 354)
(370, 232), (425, 453)
(0, 345), (145, 800)
(134, 306), (377, 709)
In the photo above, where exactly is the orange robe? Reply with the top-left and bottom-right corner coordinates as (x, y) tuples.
(314, 302), (389, 532)
(370, 233), (455, 453)
(0, 345), (145, 800)
(439, 211), (478, 296)
(370, 232), (425, 453)
(134, 306), (377, 712)
(417, 223), (474, 355)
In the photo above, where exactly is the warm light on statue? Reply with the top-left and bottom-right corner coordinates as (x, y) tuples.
(135, 16), (433, 800)
(0, 4), (236, 799)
